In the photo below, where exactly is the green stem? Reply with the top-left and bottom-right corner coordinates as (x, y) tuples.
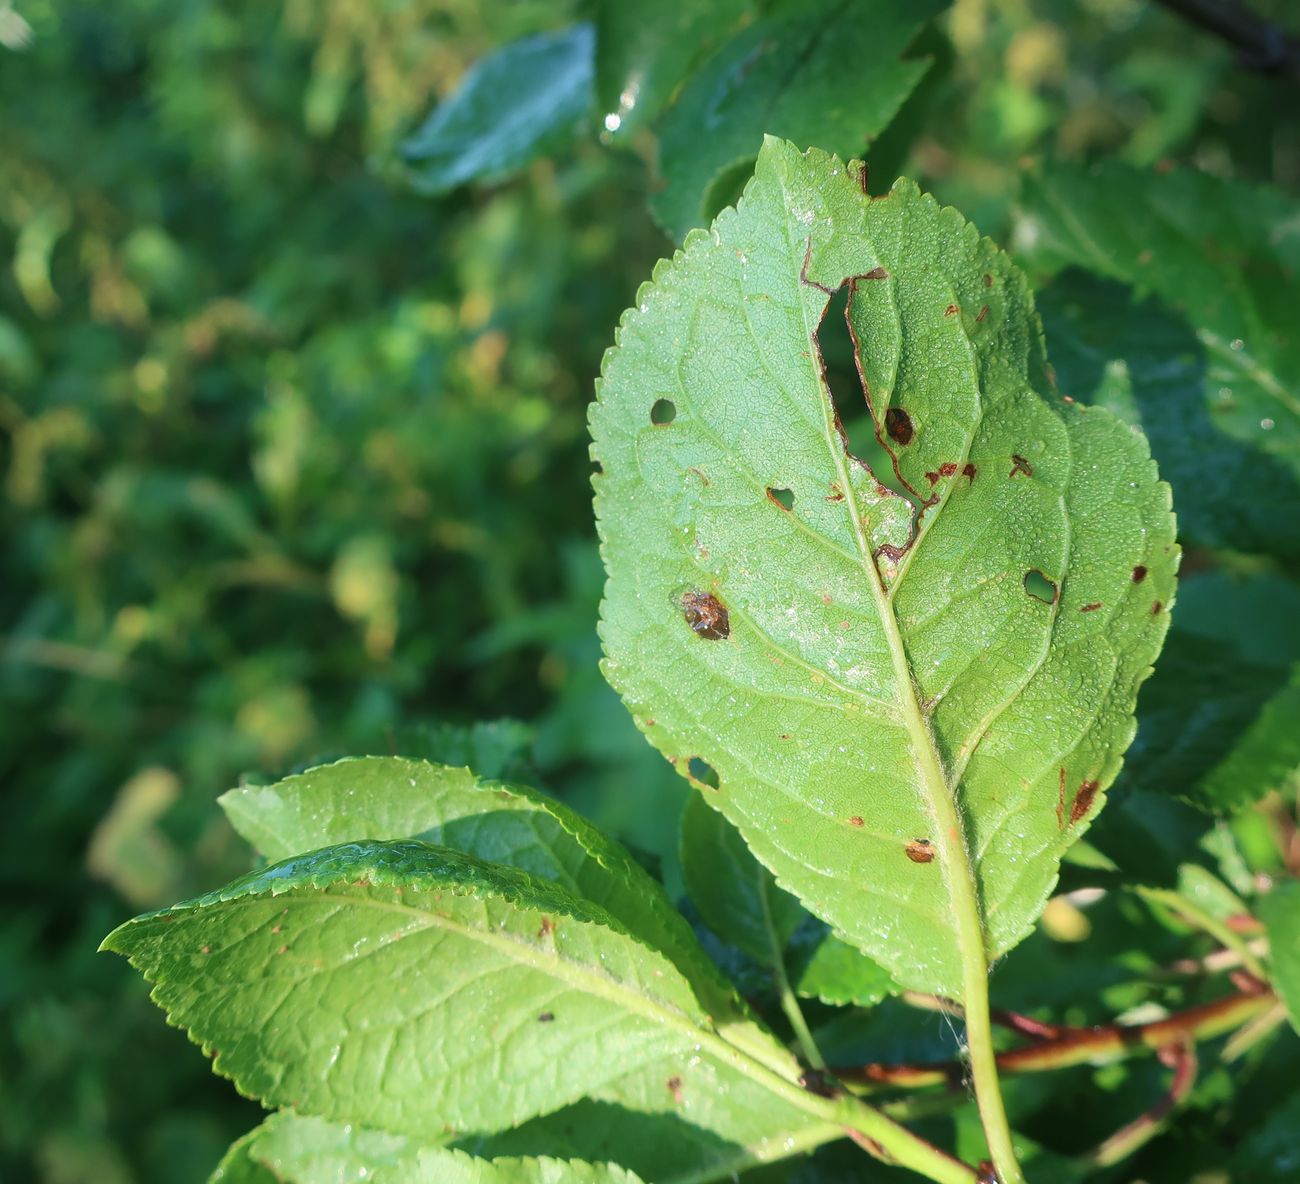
(757, 866), (825, 1070)
(800, 240), (1019, 1182)
(1137, 886), (1269, 980)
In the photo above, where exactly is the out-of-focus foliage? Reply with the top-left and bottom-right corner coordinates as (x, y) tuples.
(4, 0), (1300, 1181)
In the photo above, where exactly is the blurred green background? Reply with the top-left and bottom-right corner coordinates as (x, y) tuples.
(2, 1), (1297, 1181)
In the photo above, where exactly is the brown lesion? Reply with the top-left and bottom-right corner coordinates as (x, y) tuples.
(1009, 454), (1033, 478)
(905, 838), (935, 864)
(680, 590), (730, 640)
(1070, 780), (1101, 825)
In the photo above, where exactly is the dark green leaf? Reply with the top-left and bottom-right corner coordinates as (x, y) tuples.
(1025, 164), (1300, 558)
(681, 793), (894, 1006)
(651, 0), (944, 238)
(594, 0), (750, 138)
(403, 25), (594, 194)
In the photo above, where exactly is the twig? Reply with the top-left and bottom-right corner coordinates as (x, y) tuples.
(1153, 0), (1300, 80)
(837, 989), (1274, 1089)
(1136, 886), (1270, 981)
(902, 991), (1064, 1041)
(1081, 1039), (1197, 1168)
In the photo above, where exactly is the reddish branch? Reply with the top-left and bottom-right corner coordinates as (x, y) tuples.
(837, 989), (1274, 1090)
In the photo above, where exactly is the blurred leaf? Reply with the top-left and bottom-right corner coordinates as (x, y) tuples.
(651, 0), (945, 238)
(209, 1129), (279, 1183)
(593, 139), (1176, 996)
(1229, 1088), (1300, 1182)
(249, 1112), (645, 1184)
(1024, 164), (1300, 558)
(1259, 879), (1300, 1035)
(1116, 570), (1300, 813)
(594, 0), (751, 138)
(403, 25), (595, 194)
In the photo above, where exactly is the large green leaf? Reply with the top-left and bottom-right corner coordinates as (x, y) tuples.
(103, 839), (869, 1178)
(246, 1113), (644, 1184)
(103, 840), (726, 1136)
(1260, 878), (1300, 1036)
(403, 25), (594, 195)
(594, 0), (750, 139)
(651, 0), (944, 239)
(591, 138), (1176, 998)
(1023, 164), (1300, 558)
(219, 756), (742, 1025)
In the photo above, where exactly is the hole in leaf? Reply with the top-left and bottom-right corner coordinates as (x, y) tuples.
(1024, 570), (1058, 604)
(767, 486), (795, 510)
(687, 756), (719, 788)
(650, 398), (676, 425)
(818, 287), (918, 506)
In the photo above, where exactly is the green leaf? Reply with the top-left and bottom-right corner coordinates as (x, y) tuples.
(103, 840), (720, 1136)
(209, 1128), (280, 1184)
(591, 138), (1176, 998)
(651, 0), (944, 239)
(681, 790), (803, 963)
(247, 1113), (644, 1184)
(1023, 164), (1300, 558)
(1259, 879), (1300, 1036)
(594, 0), (751, 139)
(403, 25), (594, 195)
(219, 756), (741, 1024)
(681, 793), (894, 1006)
(103, 839), (841, 1169)
(786, 921), (896, 1008)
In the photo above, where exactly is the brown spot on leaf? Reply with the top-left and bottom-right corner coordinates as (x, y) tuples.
(863, 265), (889, 280)
(963, 462), (977, 480)
(680, 590), (730, 640)
(1132, 565), (1148, 583)
(875, 542), (909, 565)
(945, 303), (959, 316)
(983, 273), (994, 288)
(1152, 600), (1163, 615)
(884, 407), (914, 445)
(850, 815), (864, 827)
(825, 482), (844, 502)
(925, 462), (959, 485)
(1056, 767), (1067, 829)
(1070, 781), (1100, 824)
(538, 1012), (555, 1023)
(277, 945), (289, 955)
(201, 945), (211, 955)
(1010, 454), (1033, 478)
(1080, 602), (1102, 613)
(666, 1076), (684, 1103)
(905, 839), (935, 864)
(976, 305), (989, 322)
(538, 917), (554, 938)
